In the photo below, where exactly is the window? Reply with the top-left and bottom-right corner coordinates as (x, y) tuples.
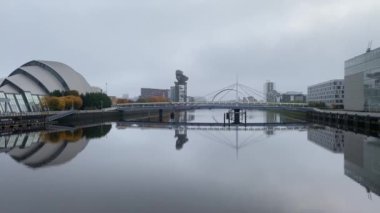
(5, 94), (20, 113)
(33, 95), (42, 111)
(15, 94), (28, 112)
(24, 92), (35, 112)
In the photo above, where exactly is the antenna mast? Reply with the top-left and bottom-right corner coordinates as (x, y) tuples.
(366, 41), (372, 53)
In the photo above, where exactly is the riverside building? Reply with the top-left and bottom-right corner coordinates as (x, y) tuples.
(140, 88), (169, 99)
(344, 46), (380, 112)
(307, 79), (344, 108)
(0, 60), (100, 113)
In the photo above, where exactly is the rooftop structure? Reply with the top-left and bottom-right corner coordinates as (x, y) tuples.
(344, 46), (380, 112)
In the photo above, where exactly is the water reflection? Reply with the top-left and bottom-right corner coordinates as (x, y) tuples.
(308, 126), (380, 198)
(0, 124), (111, 168)
(307, 126), (344, 153)
(117, 111), (307, 151)
(174, 111), (189, 150)
(344, 131), (380, 199)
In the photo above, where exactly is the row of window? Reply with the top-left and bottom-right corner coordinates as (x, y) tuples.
(0, 92), (44, 113)
(308, 86), (344, 92)
(345, 48), (380, 68)
(308, 81), (344, 90)
(0, 132), (40, 149)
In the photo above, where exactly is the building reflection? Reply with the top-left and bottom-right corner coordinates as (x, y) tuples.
(308, 126), (380, 197)
(117, 111), (194, 150)
(344, 131), (380, 198)
(174, 111), (189, 150)
(307, 126), (344, 153)
(0, 124), (111, 169)
(265, 112), (278, 135)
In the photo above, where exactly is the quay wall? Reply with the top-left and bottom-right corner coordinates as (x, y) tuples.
(307, 110), (380, 136)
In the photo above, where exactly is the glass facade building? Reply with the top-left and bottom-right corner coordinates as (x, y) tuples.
(344, 47), (380, 112)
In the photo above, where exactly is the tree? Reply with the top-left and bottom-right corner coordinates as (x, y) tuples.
(62, 95), (83, 109)
(44, 96), (66, 110)
(81, 92), (112, 109)
(50, 90), (63, 97)
(116, 98), (133, 104)
(63, 90), (80, 96)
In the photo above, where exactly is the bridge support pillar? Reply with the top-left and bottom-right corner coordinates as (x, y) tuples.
(234, 109), (240, 124)
(159, 109), (163, 122)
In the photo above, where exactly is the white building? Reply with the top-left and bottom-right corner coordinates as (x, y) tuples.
(344, 46), (380, 112)
(0, 60), (99, 113)
(307, 79), (344, 108)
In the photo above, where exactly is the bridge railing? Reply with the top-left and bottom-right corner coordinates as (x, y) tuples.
(115, 101), (309, 109)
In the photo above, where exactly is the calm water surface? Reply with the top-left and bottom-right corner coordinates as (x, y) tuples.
(0, 110), (379, 213)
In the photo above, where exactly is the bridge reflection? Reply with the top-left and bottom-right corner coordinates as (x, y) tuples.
(0, 124), (111, 169)
(308, 126), (380, 198)
(117, 111), (308, 151)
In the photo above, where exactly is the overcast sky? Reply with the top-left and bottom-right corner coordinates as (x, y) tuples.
(1, 0), (380, 98)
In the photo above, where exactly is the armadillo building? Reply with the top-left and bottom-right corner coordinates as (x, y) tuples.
(0, 60), (99, 113)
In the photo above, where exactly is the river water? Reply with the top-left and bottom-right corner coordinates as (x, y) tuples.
(0, 109), (379, 213)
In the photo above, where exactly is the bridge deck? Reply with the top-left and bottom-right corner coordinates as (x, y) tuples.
(119, 121), (308, 127)
(116, 102), (313, 112)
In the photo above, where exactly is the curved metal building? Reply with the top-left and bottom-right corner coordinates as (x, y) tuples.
(0, 60), (99, 113)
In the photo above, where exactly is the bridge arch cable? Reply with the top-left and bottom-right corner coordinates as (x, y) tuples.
(193, 130), (238, 149)
(211, 88), (247, 102)
(239, 84), (266, 99)
(201, 83), (237, 101)
(191, 127), (269, 150)
(238, 84), (258, 97)
(239, 85), (265, 98)
(217, 89), (233, 101)
(238, 86), (258, 101)
(237, 132), (269, 149)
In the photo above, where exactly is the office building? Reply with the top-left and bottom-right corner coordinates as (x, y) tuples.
(307, 79), (344, 108)
(344, 47), (380, 112)
(140, 88), (169, 99)
(281, 91), (306, 103)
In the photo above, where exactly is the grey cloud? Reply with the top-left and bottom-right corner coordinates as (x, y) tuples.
(0, 0), (380, 98)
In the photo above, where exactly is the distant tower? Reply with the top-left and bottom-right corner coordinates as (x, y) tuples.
(264, 81), (275, 102)
(174, 70), (189, 102)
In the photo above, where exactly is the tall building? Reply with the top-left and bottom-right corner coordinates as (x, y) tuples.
(344, 47), (380, 112)
(307, 79), (344, 108)
(140, 88), (169, 99)
(264, 81), (278, 102)
(173, 70), (188, 103)
(169, 86), (176, 101)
